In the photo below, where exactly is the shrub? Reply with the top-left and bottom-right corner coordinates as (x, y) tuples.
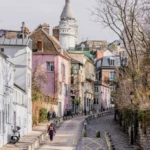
(39, 108), (47, 122)
(32, 115), (38, 126)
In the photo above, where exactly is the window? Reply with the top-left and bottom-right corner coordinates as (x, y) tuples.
(6, 104), (10, 124)
(59, 82), (62, 94)
(109, 72), (115, 80)
(110, 59), (115, 66)
(61, 64), (65, 79)
(8, 104), (10, 123)
(109, 86), (116, 92)
(95, 86), (98, 92)
(94, 99), (96, 104)
(0, 110), (4, 133)
(96, 73), (99, 80)
(71, 76), (74, 84)
(65, 84), (68, 96)
(97, 99), (99, 104)
(21, 94), (24, 105)
(46, 62), (54, 72)
(37, 41), (43, 51)
(87, 98), (89, 106)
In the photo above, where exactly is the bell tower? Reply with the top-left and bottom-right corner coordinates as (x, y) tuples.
(59, 0), (78, 50)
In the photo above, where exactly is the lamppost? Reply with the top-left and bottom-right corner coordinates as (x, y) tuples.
(130, 91), (135, 145)
(84, 94), (87, 116)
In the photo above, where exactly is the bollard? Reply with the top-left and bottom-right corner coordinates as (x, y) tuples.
(84, 122), (87, 130)
(110, 144), (115, 150)
(82, 128), (87, 137)
(96, 131), (101, 138)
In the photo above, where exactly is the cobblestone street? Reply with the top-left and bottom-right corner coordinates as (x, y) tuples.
(78, 114), (140, 150)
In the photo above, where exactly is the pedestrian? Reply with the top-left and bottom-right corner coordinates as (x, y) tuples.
(52, 111), (56, 119)
(47, 111), (51, 122)
(47, 123), (56, 141)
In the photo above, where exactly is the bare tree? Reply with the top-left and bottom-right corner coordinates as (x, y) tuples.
(92, 0), (150, 109)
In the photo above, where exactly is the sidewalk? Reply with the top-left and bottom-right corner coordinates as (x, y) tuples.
(38, 116), (85, 150)
(0, 121), (49, 150)
(0, 116), (82, 150)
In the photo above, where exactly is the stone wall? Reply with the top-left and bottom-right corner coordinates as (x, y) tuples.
(138, 124), (150, 150)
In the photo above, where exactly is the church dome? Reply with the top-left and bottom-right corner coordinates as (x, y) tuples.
(60, 0), (76, 20)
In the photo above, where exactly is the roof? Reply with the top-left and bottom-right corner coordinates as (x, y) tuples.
(14, 84), (26, 93)
(42, 29), (61, 51)
(60, 0), (76, 20)
(0, 38), (31, 46)
(71, 58), (83, 65)
(30, 27), (70, 60)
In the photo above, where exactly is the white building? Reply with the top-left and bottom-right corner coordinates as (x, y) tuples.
(59, 0), (78, 50)
(0, 38), (32, 147)
(0, 51), (14, 147)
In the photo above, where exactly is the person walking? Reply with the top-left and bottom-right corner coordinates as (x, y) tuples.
(52, 111), (56, 120)
(47, 123), (56, 141)
(47, 111), (51, 122)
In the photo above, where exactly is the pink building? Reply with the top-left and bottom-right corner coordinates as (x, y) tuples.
(30, 24), (71, 117)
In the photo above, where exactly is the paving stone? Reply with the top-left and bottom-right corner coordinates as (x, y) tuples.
(85, 115), (140, 150)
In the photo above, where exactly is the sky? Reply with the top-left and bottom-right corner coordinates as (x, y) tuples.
(0, 0), (118, 43)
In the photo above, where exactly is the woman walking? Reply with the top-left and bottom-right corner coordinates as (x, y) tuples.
(47, 123), (56, 141)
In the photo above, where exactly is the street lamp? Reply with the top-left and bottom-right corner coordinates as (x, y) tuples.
(130, 91), (134, 104)
(130, 91), (135, 145)
(84, 93), (87, 116)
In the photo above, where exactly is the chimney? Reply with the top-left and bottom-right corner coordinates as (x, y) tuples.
(21, 22), (25, 39)
(21, 22), (30, 38)
(42, 23), (50, 34)
(53, 26), (59, 41)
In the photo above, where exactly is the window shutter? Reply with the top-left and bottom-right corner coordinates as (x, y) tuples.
(3, 110), (5, 133)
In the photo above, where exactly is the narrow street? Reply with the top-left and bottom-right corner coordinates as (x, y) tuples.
(38, 116), (85, 150)
(38, 114), (140, 150)
(79, 114), (140, 150)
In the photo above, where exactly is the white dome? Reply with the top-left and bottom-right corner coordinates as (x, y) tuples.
(60, 0), (76, 20)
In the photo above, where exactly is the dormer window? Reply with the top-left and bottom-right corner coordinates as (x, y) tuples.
(110, 59), (115, 66)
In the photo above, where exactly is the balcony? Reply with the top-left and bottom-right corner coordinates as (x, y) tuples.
(86, 73), (95, 82)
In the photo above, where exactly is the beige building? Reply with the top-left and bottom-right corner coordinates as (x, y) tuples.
(76, 40), (108, 52)
(68, 51), (95, 114)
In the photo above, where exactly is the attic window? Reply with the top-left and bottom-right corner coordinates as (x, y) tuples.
(110, 59), (115, 66)
(37, 41), (43, 51)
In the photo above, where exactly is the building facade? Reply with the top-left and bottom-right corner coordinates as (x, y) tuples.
(58, 0), (78, 50)
(77, 40), (108, 52)
(68, 51), (95, 114)
(0, 38), (32, 133)
(95, 54), (121, 110)
(70, 59), (84, 113)
(0, 36), (32, 147)
(0, 51), (14, 147)
(30, 24), (71, 117)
